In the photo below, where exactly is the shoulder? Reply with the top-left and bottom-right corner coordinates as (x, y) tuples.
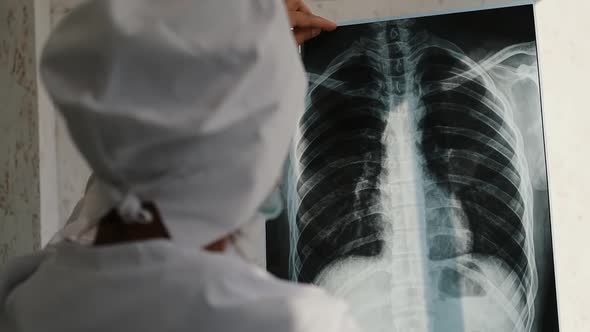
(0, 250), (51, 297)
(276, 285), (361, 332)
(173, 251), (360, 332)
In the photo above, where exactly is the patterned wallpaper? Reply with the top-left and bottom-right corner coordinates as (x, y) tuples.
(0, 0), (40, 266)
(0, 0), (89, 267)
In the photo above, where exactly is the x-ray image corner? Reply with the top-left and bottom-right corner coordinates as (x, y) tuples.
(0, 1), (359, 332)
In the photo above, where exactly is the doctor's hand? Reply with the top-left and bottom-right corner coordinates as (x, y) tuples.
(285, 0), (337, 45)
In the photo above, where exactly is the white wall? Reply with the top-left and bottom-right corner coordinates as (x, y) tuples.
(534, 1), (590, 331)
(49, 0), (91, 233)
(34, 0), (61, 255)
(309, 0), (589, 330)
(306, 0), (523, 23)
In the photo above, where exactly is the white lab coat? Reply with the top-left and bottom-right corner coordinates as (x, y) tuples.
(0, 241), (359, 332)
(0, 1), (362, 331)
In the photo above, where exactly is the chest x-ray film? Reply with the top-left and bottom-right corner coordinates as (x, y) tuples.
(276, 4), (560, 332)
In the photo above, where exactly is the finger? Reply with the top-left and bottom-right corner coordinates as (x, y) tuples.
(293, 28), (321, 45)
(286, 0), (312, 14)
(297, 1), (313, 14)
(290, 11), (337, 31)
(293, 12), (337, 31)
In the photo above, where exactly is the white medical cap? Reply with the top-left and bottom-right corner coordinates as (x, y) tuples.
(41, 0), (306, 248)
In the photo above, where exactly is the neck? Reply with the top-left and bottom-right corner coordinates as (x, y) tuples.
(93, 202), (171, 245)
(204, 238), (229, 252)
(93, 202), (230, 253)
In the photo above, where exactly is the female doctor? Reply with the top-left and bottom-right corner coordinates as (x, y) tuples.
(0, 1), (360, 332)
